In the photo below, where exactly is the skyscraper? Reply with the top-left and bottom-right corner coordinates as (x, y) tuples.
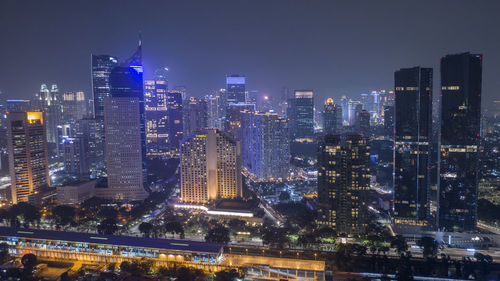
(62, 136), (87, 177)
(356, 109), (370, 137)
(317, 135), (370, 235)
(144, 78), (169, 159)
(438, 53), (482, 232)
(180, 129), (242, 204)
(323, 98), (342, 135)
(241, 111), (289, 181)
(7, 111), (50, 204)
(60, 91), (87, 126)
(92, 55), (118, 118)
(103, 43), (148, 201)
(225, 103), (255, 141)
(166, 89), (183, 158)
(393, 67), (433, 226)
(33, 84), (62, 146)
(289, 90), (314, 141)
(183, 97), (207, 137)
(383, 105), (394, 138)
(205, 91), (226, 130)
(226, 75), (246, 104)
(75, 116), (104, 177)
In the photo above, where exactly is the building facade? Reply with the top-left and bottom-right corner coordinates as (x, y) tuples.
(438, 53), (482, 232)
(317, 135), (370, 235)
(288, 90), (314, 141)
(144, 79), (169, 159)
(393, 67), (433, 226)
(7, 111), (50, 204)
(226, 75), (246, 104)
(323, 98), (342, 135)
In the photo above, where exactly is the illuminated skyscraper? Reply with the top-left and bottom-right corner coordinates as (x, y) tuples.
(166, 89), (183, 158)
(7, 111), (50, 204)
(183, 97), (207, 137)
(323, 98), (342, 135)
(317, 135), (370, 235)
(6, 100), (31, 112)
(32, 84), (62, 146)
(63, 136), (87, 177)
(205, 91), (226, 130)
(225, 103), (255, 141)
(289, 90), (314, 140)
(393, 67), (432, 226)
(75, 116), (104, 177)
(356, 109), (370, 137)
(103, 43), (148, 201)
(145, 78), (169, 159)
(438, 53), (482, 231)
(226, 75), (246, 104)
(60, 91), (87, 125)
(241, 111), (289, 181)
(180, 129), (242, 204)
(92, 55), (118, 118)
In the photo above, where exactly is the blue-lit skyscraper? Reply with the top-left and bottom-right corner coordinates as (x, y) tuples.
(103, 42), (148, 201)
(226, 75), (246, 104)
(438, 53), (482, 232)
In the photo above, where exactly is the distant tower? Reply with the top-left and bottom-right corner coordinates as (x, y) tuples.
(289, 90), (314, 140)
(166, 89), (183, 158)
(226, 75), (246, 104)
(103, 42), (148, 201)
(393, 66), (433, 226)
(323, 98), (342, 135)
(180, 129), (242, 204)
(356, 109), (370, 137)
(438, 53), (482, 232)
(92, 55), (118, 118)
(317, 135), (370, 235)
(183, 97), (207, 137)
(7, 111), (50, 204)
(145, 69), (169, 159)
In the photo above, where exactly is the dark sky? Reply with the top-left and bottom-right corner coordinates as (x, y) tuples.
(1, 0), (499, 111)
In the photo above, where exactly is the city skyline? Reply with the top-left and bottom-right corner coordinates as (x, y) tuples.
(1, 1), (500, 112)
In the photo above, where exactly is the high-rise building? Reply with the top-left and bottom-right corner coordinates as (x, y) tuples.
(323, 98), (342, 135)
(183, 97), (207, 137)
(144, 78), (169, 159)
(393, 67), (433, 226)
(7, 111), (50, 204)
(103, 43), (148, 201)
(61, 92), (87, 126)
(225, 103), (255, 141)
(92, 55), (119, 118)
(383, 105), (395, 138)
(33, 84), (62, 145)
(241, 111), (289, 181)
(205, 91), (226, 130)
(166, 89), (183, 158)
(226, 75), (246, 104)
(438, 53), (482, 232)
(180, 129), (242, 204)
(63, 136), (87, 177)
(356, 109), (371, 137)
(75, 116), (104, 177)
(317, 135), (370, 235)
(6, 100), (31, 112)
(289, 90), (314, 141)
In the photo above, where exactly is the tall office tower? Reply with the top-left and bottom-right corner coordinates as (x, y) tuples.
(439, 53), (482, 232)
(7, 112), (50, 204)
(92, 55), (119, 118)
(33, 84), (62, 145)
(180, 129), (242, 204)
(183, 97), (207, 137)
(205, 92), (226, 130)
(383, 105), (395, 138)
(347, 100), (363, 126)
(226, 75), (246, 104)
(393, 67), (433, 226)
(60, 92), (87, 126)
(75, 116), (104, 177)
(356, 110), (371, 137)
(166, 89), (183, 158)
(323, 98), (342, 135)
(289, 90), (314, 141)
(6, 100), (31, 112)
(103, 43), (148, 201)
(225, 103), (255, 141)
(317, 135), (370, 235)
(144, 79), (169, 159)
(242, 111), (289, 181)
(62, 136), (87, 177)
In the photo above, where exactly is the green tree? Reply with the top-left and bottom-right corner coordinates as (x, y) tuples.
(261, 226), (290, 249)
(417, 236), (438, 259)
(138, 222), (154, 237)
(214, 269), (244, 281)
(164, 221), (184, 238)
(391, 235), (408, 255)
(97, 218), (118, 235)
(205, 224), (230, 244)
(51, 205), (76, 227)
(9, 202), (40, 228)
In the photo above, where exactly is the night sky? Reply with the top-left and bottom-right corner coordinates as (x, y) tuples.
(1, 0), (499, 111)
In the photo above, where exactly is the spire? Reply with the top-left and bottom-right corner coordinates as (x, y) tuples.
(123, 35), (142, 67)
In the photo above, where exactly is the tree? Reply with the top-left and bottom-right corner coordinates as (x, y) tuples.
(417, 236), (438, 259)
(9, 202), (40, 228)
(164, 221), (184, 238)
(214, 269), (244, 281)
(0, 243), (10, 264)
(139, 222), (154, 237)
(279, 191), (291, 202)
(97, 207), (118, 220)
(120, 258), (153, 276)
(205, 224), (230, 244)
(51, 205), (76, 227)
(21, 253), (37, 271)
(261, 227), (290, 249)
(391, 235), (408, 255)
(228, 219), (246, 234)
(97, 218), (118, 235)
